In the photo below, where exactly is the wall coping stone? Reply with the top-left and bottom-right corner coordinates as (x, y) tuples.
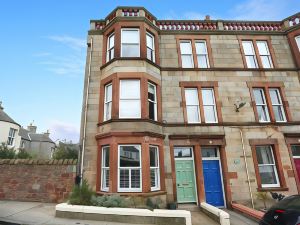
(0, 159), (77, 165)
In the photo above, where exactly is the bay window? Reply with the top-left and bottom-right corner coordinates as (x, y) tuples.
(255, 146), (280, 188)
(202, 88), (217, 123)
(119, 80), (141, 118)
(146, 32), (155, 62)
(184, 88), (200, 123)
(118, 145), (142, 192)
(121, 29), (140, 57)
(253, 88), (270, 122)
(257, 41), (273, 68)
(148, 82), (157, 121)
(269, 88), (286, 122)
(180, 41), (194, 68)
(106, 33), (115, 62)
(101, 146), (110, 191)
(104, 83), (112, 121)
(7, 128), (16, 146)
(150, 146), (160, 191)
(195, 41), (209, 68)
(242, 41), (258, 68)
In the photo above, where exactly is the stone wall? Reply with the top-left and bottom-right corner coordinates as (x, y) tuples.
(0, 159), (77, 203)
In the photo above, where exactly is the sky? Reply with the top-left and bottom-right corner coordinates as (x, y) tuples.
(0, 0), (299, 143)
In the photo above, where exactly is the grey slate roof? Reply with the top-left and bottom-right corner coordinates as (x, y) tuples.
(0, 109), (20, 126)
(29, 133), (54, 143)
(19, 127), (31, 141)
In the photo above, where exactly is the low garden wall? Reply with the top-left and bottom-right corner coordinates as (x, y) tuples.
(0, 159), (77, 203)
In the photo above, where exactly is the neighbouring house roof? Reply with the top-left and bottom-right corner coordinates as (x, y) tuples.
(19, 127), (31, 141)
(0, 109), (20, 126)
(29, 133), (55, 144)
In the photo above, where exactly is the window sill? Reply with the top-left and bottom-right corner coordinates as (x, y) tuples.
(96, 190), (166, 197)
(257, 187), (288, 192)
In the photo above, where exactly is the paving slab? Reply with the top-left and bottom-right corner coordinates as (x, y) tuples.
(225, 209), (259, 225)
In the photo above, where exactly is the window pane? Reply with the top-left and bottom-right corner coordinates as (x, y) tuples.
(197, 55), (208, 68)
(102, 169), (109, 189)
(122, 30), (139, 43)
(151, 168), (158, 188)
(242, 41), (255, 55)
(181, 55), (194, 68)
(131, 169), (141, 188)
(201, 147), (217, 158)
(185, 89), (199, 105)
(120, 169), (129, 188)
(149, 101), (155, 120)
(148, 83), (155, 101)
(147, 48), (154, 61)
(195, 42), (207, 54)
(261, 56), (272, 68)
(174, 147), (192, 158)
(257, 106), (269, 122)
(253, 89), (265, 104)
(292, 145), (300, 157)
(180, 42), (192, 54)
(120, 80), (140, 99)
(120, 145), (140, 167)
(245, 56), (258, 68)
(256, 146), (274, 164)
(105, 84), (112, 102)
(146, 34), (154, 49)
(150, 146), (158, 167)
(257, 41), (269, 55)
(187, 106), (200, 123)
(296, 36), (300, 51)
(120, 100), (141, 118)
(109, 34), (114, 48)
(259, 165), (278, 185)
(269, 89), (280, 104)
(103, 147), (110, 167)
(105, 102), (112, 120)
(122, 44), (140, 57)
(202, 89), (214, 105)
(273, 106), (285, 121)
(203, 106), (217, 122)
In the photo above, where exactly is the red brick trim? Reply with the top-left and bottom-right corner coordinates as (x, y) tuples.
(247, 81), (292, 122)
(179, 81), (223, 124)
(249, 138), (288, 191)
(232, 203), (264, 221)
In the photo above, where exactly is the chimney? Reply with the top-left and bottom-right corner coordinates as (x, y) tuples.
(205, 15), (211, 20)
(44, 130), (50, 137)
(27, 122), (37, 134)
(0, 101), (3, 110)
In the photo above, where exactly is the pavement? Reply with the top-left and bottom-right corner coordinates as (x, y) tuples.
(0, 200), (259, 225)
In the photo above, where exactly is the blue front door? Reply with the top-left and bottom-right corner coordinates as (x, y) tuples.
(202, 160), (225, 207)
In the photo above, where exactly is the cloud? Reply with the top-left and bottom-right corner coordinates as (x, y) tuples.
(163, 10), (209, 20)
(231, 0), (296, 20)
(47, 35), (85, 51)
(49, 120), (80, 143)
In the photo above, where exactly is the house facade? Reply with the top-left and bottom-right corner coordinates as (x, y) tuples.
(80, 7), (300, 208)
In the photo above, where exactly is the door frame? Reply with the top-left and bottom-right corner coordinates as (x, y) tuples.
(174, 146), (199, 204)
(202, 147), (226, 208)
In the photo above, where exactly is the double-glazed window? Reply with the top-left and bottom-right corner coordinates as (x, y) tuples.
(242, 40), (273, 68)
(150, 146), (160, 191)
(148, 82), (157, 121)
(104, 83), (112, 121)
(121, 29), (140, 57)
(146, 32), (155, 62)
(7, 128), (16, 146)
(118, 145), (141, 192)
(296, 36), (300, 51)
(101, 146), (110, 191)
(253, 88), (286, 122)
(179, 40), (210, 68)
(184, 88), (217, 123)
(255, 146), (280, 188)
(119, 80), (141, 118)
(106, 33), (115, 62)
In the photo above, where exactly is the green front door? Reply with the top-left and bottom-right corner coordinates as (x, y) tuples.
(175, 160), (197, 203)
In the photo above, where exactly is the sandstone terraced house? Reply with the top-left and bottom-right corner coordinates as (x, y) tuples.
(80, 7), (300, 208)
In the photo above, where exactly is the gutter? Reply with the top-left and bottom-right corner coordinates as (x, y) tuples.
(80, 37), (93, 182)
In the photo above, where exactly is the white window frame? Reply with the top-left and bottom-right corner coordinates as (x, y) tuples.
(256, 146), (280, 188)
(257, 41), (273, 68)
(295, 36), (300, 51)
(118, 145), (142, 192)
(101, 146), (110, 192)
(106, 33), (115, 62)
(7, 128), (16, 146)
(201, 88), (218, 123)
(195, 40), (210, 68)
(269, 88), (286, 122)
(253, 88), (271, 122)
(148, 82), (157, 121)
(180, 41), (194, 68)
(119, 79), (141, 119)
(242, 41), (258, 68)
(185, 88), (201, 123)
(150, 145), (160, 191)
(121, 28), (140, 57)
(104, 83), (112, 121)
(146, 32), (155, 62)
